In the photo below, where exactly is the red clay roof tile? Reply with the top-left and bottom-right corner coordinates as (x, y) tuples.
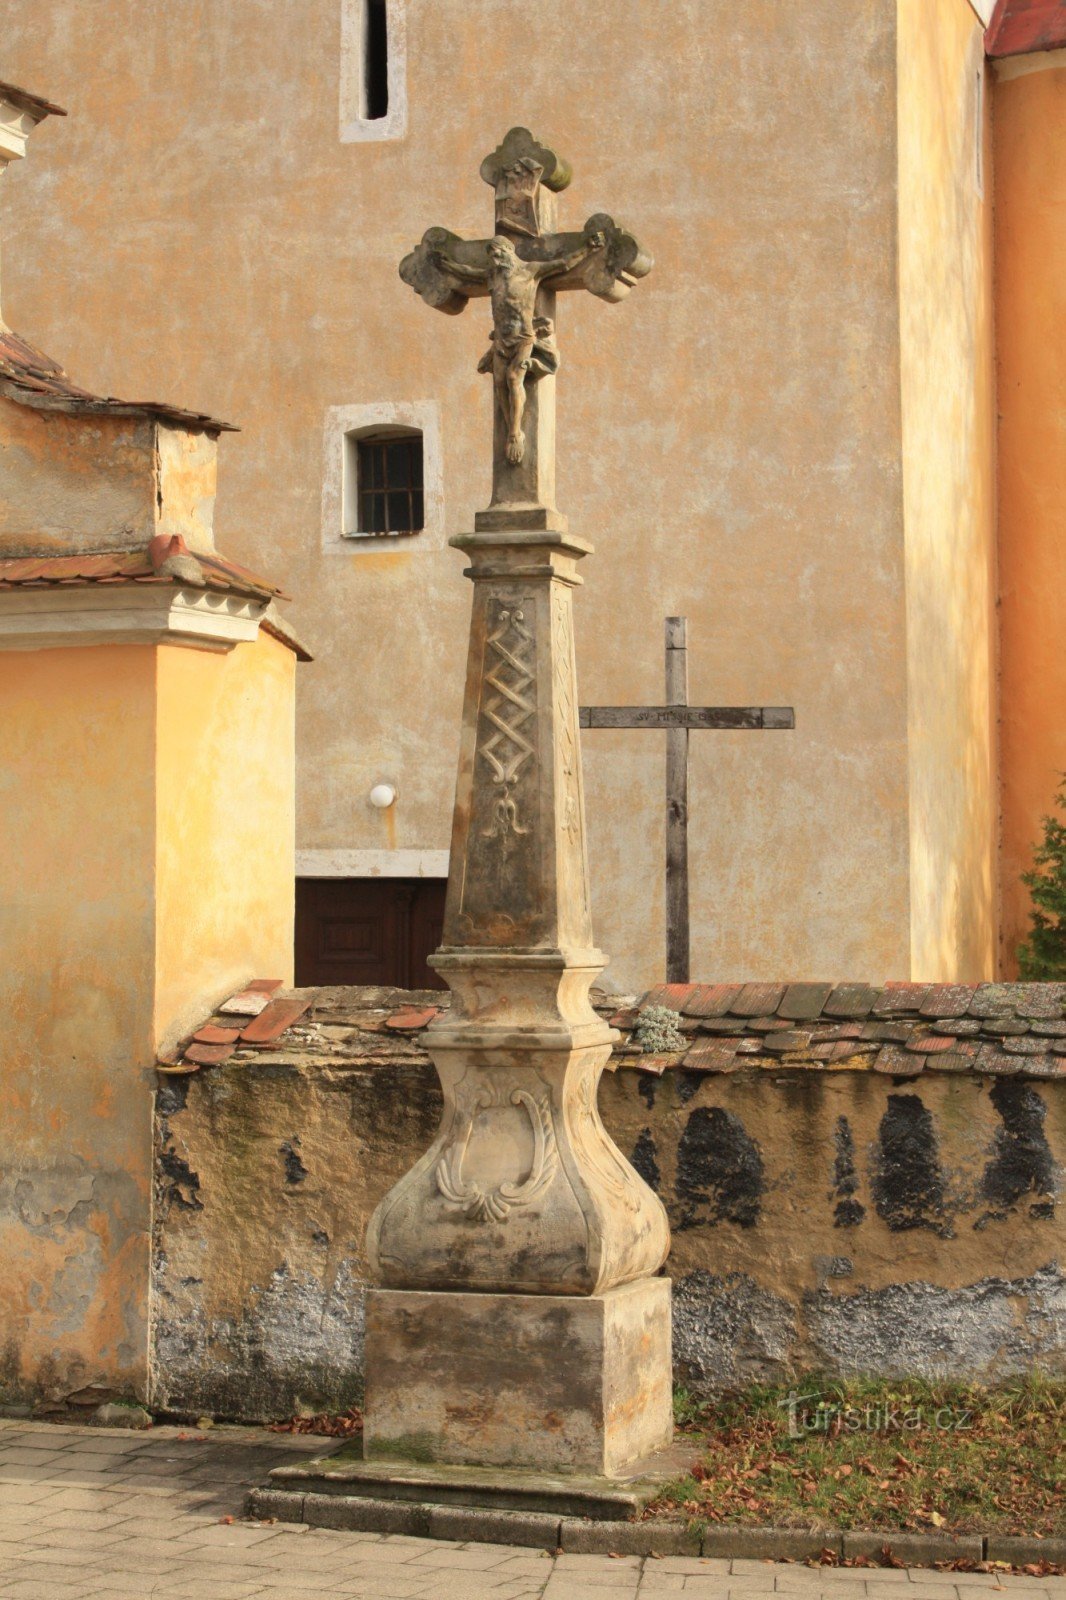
(0, 546), (285, 603)
(240, 997), (312, 1044)
(385, 1005), (441, 1032)
(0, 327), (235, 434)
(986, 0), (1066, 56)
(192, 1025), (241, 1045)
(183, 1042), (235, 1067)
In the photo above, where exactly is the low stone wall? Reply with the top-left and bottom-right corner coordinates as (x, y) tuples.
(150, 987), (1065, 1420)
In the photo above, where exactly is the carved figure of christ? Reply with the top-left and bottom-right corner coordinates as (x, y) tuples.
(399, 128), (652, 530)
(429, 231), (606, 465)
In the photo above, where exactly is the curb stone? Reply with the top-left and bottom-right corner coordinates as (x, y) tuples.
(703, 1528), (842, 1561)
(987, 1537), (1066, 1567)
(842, 1532), (984, 1565)
(429, 1506), (562, 1548)
(303, 1492), (432, 1536)
(248, 1488), (305, 1522)
(559, 1518), (701, 1555)
(246, 1493), (1063, 1572)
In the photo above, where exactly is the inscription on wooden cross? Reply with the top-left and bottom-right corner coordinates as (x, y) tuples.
(581, 618), (795, 984)
(400, 126), (651, 533)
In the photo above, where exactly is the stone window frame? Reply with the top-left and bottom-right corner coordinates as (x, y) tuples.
(340, 0), (408, 143)
(321, 401), (445, 556)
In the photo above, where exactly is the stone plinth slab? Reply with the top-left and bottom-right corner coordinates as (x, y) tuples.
(362, 1277), (672, 1476)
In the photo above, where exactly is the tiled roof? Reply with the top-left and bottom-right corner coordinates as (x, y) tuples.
(0, 534), (288, 605)
(0, 327), (235, 435)
(158, 980), (1065, 1081)
(986, 0), (1066, 56)
(0, 79), (67, 118)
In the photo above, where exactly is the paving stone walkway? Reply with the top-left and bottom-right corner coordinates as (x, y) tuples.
(1, 1422), (1063, 1600)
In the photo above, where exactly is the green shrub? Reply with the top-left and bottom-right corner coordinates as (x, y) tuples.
(1018, 777), (1066, 980)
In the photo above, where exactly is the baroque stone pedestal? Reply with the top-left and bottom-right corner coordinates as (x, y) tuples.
(362, 527), (672, 1473)
(364, 1280), (672, 1475)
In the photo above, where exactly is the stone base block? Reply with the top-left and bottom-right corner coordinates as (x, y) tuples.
(363, 1277), (672, 1476)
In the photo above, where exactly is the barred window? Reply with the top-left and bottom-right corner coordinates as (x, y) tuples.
(346, 431), (424, 537)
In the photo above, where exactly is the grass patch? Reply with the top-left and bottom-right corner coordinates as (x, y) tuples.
(653, 1374), (1065, 1537)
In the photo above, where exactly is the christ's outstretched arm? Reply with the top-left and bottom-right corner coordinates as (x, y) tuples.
(429, 244), (489, 285)
(536, 231), (607, 281)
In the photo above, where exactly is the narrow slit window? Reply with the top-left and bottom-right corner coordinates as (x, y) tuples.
(346, 431), (424, 537)
(364, 0), (389, 121)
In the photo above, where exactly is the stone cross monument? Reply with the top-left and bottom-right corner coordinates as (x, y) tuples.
(363, 128), (672, 1477)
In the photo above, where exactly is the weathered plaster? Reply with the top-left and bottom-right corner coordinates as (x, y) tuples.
(896, 0), (997, 980)
(0, 629), (298, 1406)
(151, 1056), (1065, 1417)
(154, 631), (297, 1052)
(155, 426), (219, 553)
(0, 643), (156, 1402)
(0, 400), (157, 554)
(0, 406), (223, 560)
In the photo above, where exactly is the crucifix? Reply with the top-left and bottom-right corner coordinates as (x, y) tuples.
(365, 128), (676, 1478)
(400, 125), (650, 532)
(581, 617), (795, 984)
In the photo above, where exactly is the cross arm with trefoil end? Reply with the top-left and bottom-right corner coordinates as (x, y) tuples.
(399, 127), (651, 528)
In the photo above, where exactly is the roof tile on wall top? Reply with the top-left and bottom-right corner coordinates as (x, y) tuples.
(154, 980), (1066, 1082)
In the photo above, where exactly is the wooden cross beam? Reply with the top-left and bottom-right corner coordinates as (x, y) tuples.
(580, 617), (795, 984)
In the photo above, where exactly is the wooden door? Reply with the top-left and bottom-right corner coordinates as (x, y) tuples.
(295, 878), (447, 990)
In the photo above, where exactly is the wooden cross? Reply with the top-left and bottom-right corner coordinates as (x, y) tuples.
(580, 618), (795, 983)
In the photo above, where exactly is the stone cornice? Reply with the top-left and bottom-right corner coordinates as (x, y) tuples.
(0, 582), (267, 652)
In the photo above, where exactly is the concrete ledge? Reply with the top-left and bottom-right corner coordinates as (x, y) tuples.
(842, 1531), (984, 1564)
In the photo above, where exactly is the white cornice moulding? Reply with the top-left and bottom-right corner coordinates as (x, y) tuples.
(0, 96), (41, 164)
(994, 46), (1066, 79)
(0, 584), (267, 651)
(296, 848), (449, 878)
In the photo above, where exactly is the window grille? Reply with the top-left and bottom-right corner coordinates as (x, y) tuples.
(353, 433), (424, 536)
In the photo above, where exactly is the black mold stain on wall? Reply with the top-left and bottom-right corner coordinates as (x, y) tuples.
(978, 1081), (1057, 1225)
(157, 1148), (203, 1214)
(676, 1071), (703, 1106)
(630, 1127), (661, 1193)
(830, 1115), (865, 1227)
(280, 1140), (309, 1186)
(871, 1094), (951, 1236)
(675, 1106), (764, 1231)
(636, 1072), (659, 1110)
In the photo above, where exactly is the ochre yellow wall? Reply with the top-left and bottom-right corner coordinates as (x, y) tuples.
(896, 0), (997, 979)
(994, 53), (1066, 973)
(0, 644), (157, 1400)
(0, 630), (296, 1404)
(155, 632), (296, 1050)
